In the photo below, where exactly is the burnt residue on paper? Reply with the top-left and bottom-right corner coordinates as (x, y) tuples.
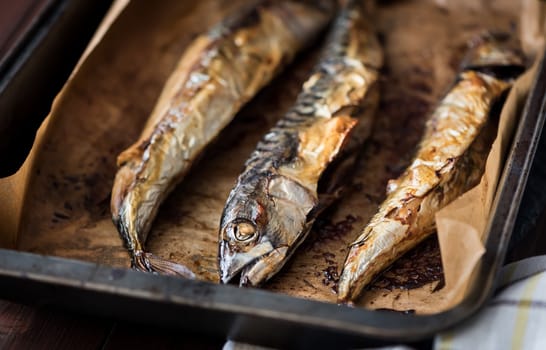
(369, 235), (444, 291)
(305, 215), (361, 251)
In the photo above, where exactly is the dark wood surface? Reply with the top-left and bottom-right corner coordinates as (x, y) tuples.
(0, 300), (223, 349)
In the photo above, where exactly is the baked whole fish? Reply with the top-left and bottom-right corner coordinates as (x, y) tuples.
(111, 0), (335, 276)
(218, 0), (383, 287)
(337, 33), (526, 303)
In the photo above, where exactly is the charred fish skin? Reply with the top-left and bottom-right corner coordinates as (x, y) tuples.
(219, 0), (383, 287)
(111, 0), (336, 276)
(337, 33), (526, 303)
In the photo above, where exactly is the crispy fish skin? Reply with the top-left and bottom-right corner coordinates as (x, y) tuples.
(111, 0), (336, 276)
(219, 0), (383, 287)
(337, 34), (526, 303)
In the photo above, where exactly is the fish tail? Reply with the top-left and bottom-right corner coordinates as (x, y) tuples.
(133, 251), (195, 278)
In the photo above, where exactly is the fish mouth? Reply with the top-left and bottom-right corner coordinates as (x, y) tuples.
(219, 239), (274, 284)
(337, 256), (363, 303)
(219, 239), (289, 286)
(239, 246), (289, 287)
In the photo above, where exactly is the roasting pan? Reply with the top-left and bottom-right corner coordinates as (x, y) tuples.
(0, 0), (113, 176)
(0, 1), (545, 348)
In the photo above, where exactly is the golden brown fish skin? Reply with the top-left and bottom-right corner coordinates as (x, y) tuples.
(111, 0), (336, 276)
(337, 34), (526, 303)
(218, 0), (383, 287)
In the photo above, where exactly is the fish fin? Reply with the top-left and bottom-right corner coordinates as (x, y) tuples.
(116, 143), (144, 167)
(133, 251), (195, 279)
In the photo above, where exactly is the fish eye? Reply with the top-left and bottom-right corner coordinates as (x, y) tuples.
(228, 220), (257, 242)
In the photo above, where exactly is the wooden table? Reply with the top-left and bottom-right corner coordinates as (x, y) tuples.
(0, 300), (222, 349)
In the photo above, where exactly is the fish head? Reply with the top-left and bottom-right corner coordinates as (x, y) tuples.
(219, 174), (316, 286)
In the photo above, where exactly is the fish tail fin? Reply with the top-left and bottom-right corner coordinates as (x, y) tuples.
(133, 251), (195, 279)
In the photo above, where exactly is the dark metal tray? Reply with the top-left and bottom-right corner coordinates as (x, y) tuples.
(1, 0), (546, 347)
(0, 45), (544, 348)
(0, 0), (113, 176)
